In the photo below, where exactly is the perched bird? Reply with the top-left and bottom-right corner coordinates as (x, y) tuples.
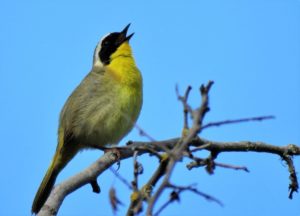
(32, 24), (143, 214)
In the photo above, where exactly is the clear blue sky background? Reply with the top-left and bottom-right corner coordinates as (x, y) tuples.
(1, 0), (299, 215)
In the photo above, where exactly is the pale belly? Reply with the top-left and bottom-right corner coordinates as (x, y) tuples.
(77, 91), (141, 148)
(60, 68), (143, 149)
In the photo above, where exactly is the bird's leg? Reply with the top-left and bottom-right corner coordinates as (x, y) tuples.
(90, 144), (122, 169)
(103, 147), (122, 170)
(87, 145), (122, 192)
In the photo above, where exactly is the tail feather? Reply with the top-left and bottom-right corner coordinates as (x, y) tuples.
(31, 144), (77, 214)
(31, 160), (59, 214)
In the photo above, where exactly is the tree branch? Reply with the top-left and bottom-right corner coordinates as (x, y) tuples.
(37, 81), (299, 216)
(37, 137), (300, 216)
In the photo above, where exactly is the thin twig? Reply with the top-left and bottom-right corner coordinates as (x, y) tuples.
(133, 151), (142, 191)
(201, 115), (275, 130)
(146, 81), (215, 215)
(176, 85), (193, 130)
(154, 182), (223, 216)
(132, 124), (172, 155)
(109, 187), (124, 214)
(167, 184), (223, 206)
(186, 157), (249, 172)
(143, 156), (170, 194)
(134, 123), (156, 142)
(126, 152), (144, 216)
(282, 154), (299, 199)
(110, 167), (132, 190)
(214, 162), (249, 172)
(153, 183), (223, 215)
(154, 191), (180, 216)
(190, 143), (212, 152)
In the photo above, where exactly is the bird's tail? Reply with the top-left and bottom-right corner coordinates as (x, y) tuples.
(31, 137), (77, 214)
(31, 154), (60, 214)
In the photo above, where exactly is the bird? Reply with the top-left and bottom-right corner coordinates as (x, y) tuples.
(31, 24), (143, 214)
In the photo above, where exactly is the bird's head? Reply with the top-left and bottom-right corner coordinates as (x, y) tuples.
(93, 24), (134, 66)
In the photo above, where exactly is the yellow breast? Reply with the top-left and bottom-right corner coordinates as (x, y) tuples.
(83, 42), (143, 146)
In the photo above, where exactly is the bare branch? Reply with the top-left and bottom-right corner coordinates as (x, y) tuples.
(187, 160), (249, 172)
(127, 154), (170, 215)
(132, 151), (141, 191)
(146, 81), (215, 215)
(36, 81), (299, 216)
(186, 154), (249, 172)
(176, 85), (193, 130)
(168, 184), (223, 206)
(90, 179), (101, 193)
(109, 187), (124, 214)
(202, 115), (275, 130)
(134, 123), (156, 142)
(282, 154), (299, 199)
(154, 191), (179, 216)
(37, 152), (120, 216)
(214, 162), (249, 172)
(110, 167), (132, 190)
(37, 138), (300, 216)
(154, 183), (223, 216)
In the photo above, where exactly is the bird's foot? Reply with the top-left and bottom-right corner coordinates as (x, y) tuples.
(104, 147), (122, 169)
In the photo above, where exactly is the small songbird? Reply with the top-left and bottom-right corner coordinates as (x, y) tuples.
(32, 24), (143, 214)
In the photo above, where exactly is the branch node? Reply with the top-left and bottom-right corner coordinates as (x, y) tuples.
(282, 154), (299, 199)
(90, 179), (101, 194)
(176, 84), (193, 131)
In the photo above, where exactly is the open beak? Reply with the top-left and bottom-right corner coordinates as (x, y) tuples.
(119, 23), (134, 43)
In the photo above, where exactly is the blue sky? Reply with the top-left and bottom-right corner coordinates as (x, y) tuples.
(1, 0), (300, 215)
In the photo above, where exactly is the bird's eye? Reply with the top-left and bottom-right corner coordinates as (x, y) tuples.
(103, 40), (109, 46)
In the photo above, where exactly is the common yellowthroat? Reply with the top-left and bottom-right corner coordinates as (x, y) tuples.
(32, 24), (143, 214)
